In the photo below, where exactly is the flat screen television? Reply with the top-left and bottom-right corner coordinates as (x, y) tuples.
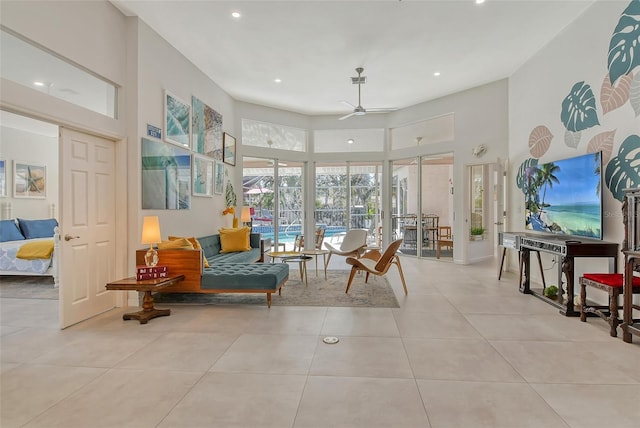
(524, 152), (602, 239)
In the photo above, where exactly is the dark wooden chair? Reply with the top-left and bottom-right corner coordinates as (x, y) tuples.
(579, 273), (640, 337)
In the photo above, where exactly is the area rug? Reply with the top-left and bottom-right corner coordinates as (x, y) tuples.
(0, 276), (58, 299)
(153, 270), (400, 308)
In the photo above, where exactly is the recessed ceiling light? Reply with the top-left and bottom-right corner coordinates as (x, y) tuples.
(475, 0), (485, 4)
(274, 78), (282, 83)
(33, 81), (45, 86)
(433, 72), (441, 77)
(231, 11), (241, 18)
(347, 139), (354, 144)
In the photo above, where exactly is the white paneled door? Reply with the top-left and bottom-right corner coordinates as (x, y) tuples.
(59, 128), (116, 328)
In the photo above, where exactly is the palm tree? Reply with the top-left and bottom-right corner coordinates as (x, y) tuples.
(593, 153), (601, 197)
(537, 163), (560, 207)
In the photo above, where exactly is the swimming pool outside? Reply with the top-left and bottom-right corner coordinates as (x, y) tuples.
(252, 225), (347, 248)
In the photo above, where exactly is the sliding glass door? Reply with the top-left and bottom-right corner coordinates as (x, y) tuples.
(243, 157), (304, 250)
(315, 162), (381, 246)
(391, 153), (453, 259)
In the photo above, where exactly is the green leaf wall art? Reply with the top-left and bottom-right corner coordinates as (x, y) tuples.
(561, 81), (600, 132)
(604, 134), (640, 201)
(516, 158), (538, 193)
(607, 0), (640, 86)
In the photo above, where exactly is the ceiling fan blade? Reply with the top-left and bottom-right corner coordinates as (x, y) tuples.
(340, 100), (356, 109)
(366, 107), (398, 113)
(338, 112), (357, 121)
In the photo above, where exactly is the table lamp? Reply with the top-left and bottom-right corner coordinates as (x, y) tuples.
(141, 215), (161, 267)
(241, 206), (252, 228)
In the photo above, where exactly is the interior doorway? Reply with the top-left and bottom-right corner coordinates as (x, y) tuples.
(0, 111), (60, 309)
(1, 111), (121, 328)
(391, 153), (454, 260)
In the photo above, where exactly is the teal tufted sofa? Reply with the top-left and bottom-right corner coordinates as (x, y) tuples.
(135, 233), (289, 307)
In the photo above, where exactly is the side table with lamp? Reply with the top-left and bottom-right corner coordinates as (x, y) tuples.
(105, 215), (183, 324)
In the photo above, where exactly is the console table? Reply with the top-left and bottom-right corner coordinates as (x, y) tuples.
(499, 232), (618, 316)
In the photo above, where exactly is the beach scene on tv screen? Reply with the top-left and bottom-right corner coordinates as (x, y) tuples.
(524, 153), (601, 239)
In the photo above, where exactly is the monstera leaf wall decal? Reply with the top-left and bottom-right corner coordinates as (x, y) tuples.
(516, 158), (538, 194)
(528, 125), (553, 158)
(564, 130), (582, 149)
(561, 81), (600, 132)
(600, 72), (632, 114)
(608, 0), (640, 86)
(630, 72), (640, 116)
(587, 130), (616, 164)
(604, 134), (640, 201)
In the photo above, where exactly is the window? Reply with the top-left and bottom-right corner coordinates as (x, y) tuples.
(241, 119), (306, 151)
(470, 164), (486, 238)
(1, 29), (118, 118)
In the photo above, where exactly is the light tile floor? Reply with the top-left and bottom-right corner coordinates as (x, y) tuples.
(2, 256), (640, 428)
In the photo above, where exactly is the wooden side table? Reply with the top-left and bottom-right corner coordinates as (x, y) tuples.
(105, 275), (184, 324)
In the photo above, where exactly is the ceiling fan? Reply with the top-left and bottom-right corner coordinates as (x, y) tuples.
(339, 67), (397, 120)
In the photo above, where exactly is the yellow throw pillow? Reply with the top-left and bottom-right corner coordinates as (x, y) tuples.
(168, 236), (209, 268)
(218, 227), (251, 253)
(157, 238), (194, 250)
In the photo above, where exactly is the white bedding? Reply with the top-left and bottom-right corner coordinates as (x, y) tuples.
(0, 238), (54, 275)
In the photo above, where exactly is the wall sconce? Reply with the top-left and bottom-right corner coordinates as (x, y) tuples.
(141, 216), (161, 267)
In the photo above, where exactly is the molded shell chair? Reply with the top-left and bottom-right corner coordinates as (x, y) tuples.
(345, 238), (408, 295)
(324, 229), (368, 268)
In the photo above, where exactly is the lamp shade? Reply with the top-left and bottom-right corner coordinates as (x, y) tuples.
(241, 206), (252, 223)
(141, 216), (161, 245)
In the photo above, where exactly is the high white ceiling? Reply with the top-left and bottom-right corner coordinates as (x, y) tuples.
(111, 0), (595, 117)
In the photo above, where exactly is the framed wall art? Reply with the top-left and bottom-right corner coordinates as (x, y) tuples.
(192, 154), (214, 197)
(191, 96), (223, 159)
(164, 90), (191, 147)
(223, 132), (236, 166)
(141, 138), (191, 210)
(13, 161), (46, 198)
(214, 161), (224, 195)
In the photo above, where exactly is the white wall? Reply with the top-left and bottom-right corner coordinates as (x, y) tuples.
(0, 126), (58, 220)
(509, 0), (640, 283)
(389, 79), (510, 263)
(133, 20), (238, 249)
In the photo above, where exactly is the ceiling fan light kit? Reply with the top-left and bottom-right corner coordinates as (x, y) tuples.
(339, 67), (396, 120)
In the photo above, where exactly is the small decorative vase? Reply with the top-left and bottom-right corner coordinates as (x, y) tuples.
(222, 213), (234, 229)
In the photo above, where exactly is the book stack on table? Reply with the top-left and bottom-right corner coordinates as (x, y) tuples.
(136, 265), (169, 281)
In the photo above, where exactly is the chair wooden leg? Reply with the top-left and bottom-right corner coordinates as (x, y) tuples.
(609, 289), (619, 337)
(345, 267), (358, 294)
(365, 272), (370, 283)
(580, 280), (587, 322)
(394, 257), (408, 295)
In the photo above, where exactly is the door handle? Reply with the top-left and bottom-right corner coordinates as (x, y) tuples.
(64, 234), (80, 241)
(494, 222), (504, 225)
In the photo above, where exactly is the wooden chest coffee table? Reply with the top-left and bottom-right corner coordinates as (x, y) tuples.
(105, 275), (184, 324)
